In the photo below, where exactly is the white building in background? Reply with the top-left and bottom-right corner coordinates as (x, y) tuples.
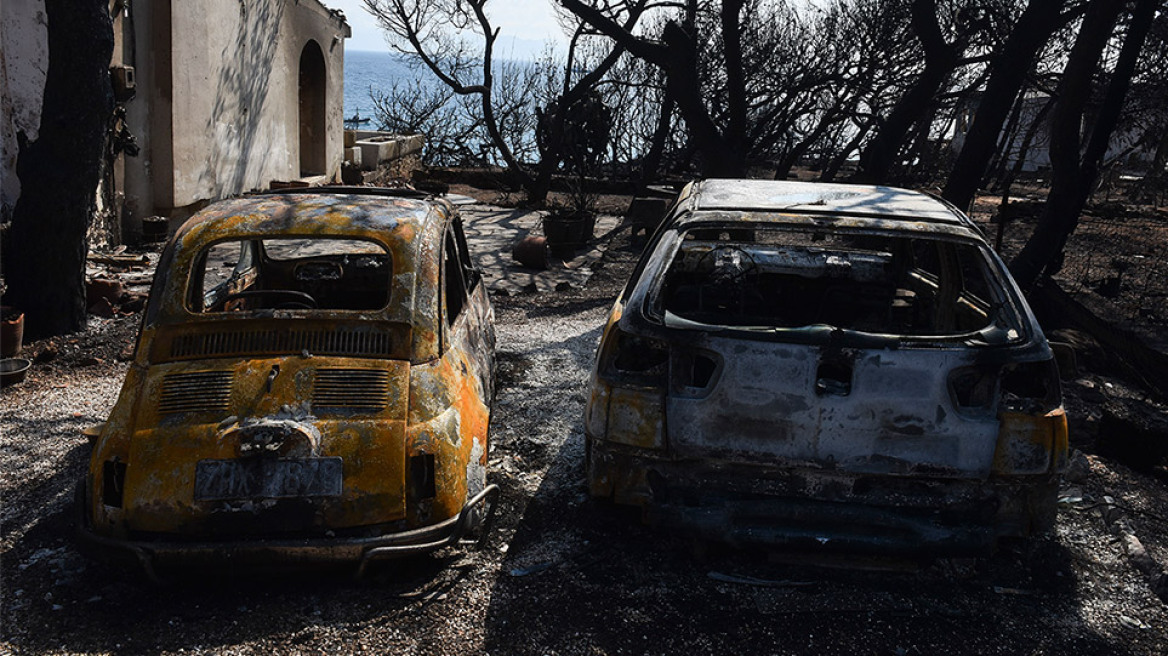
(951, 91), (1055, 174)
(952, 90), (1160, 176)
(111, 0), (350, 238)
(2, 0), (350, 242)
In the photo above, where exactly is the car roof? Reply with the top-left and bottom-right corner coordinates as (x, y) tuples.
(688, 179), (968, 226)
(174, 191), (447, 245)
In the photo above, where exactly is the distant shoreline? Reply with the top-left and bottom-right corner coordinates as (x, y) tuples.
(342, 49), (544, 126)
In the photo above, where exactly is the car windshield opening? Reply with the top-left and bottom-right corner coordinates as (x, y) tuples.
(655, 226), (1017, 338)
(191, 237), (392, 313)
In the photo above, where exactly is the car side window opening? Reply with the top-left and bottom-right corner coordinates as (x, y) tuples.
(191, 237), (391, 313)
(199, 241), (244, 299)
(656, 225), (1012, 337)
(622, 208), (686, 304)
(443, 230), (468, 326)
(450, 217), (480, 291)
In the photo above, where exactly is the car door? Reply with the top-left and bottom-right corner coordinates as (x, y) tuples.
(438, 216), (494, 501)
(445, 215), (495, 401)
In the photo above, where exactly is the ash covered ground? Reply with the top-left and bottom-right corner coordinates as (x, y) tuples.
(3, 219), (1168, 656)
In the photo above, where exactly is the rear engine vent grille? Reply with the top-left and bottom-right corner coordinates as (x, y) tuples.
(313, 369), (390, 411)
(170, 329), (394, 359)
(158, 371), (233, 414)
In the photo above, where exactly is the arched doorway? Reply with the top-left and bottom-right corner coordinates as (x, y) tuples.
(298, 40), (326, 176)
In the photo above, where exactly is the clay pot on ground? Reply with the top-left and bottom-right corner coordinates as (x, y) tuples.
(1, 306), (24, 358)
(542, 211), (595, 258)
(512, 235), (549, 270)
(86, 278), (125, 306)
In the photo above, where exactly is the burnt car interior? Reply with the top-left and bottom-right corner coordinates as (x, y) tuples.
(656, 226), (1011, 337)
(190, 238), (392, 313)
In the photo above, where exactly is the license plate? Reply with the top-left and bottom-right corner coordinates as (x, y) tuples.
(194, 458), (343, 501)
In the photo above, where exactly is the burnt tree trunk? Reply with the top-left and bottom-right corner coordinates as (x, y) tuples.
(2, 0), (114, 338)
(822, 121), (872, 182)
(941, 0), (1066, 209)
(994, 96), (1057, 251)
(993, 94), (1056, 193)
(720, 0), (748, 173)
(985, 89), (1028, 190)
(529, 21), (632, 205)
(774, 98), (853, 181)
(903, 103), (940, 181)
(659, 21), (743, 176)
(854, 0), (961, 184)
(557, 0), (746, 177)
(1011, 0), (1154, 289)
(638, 88), (676, 191)
(855, 65), (955, 183)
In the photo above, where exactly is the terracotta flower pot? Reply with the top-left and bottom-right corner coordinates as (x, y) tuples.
(1, 306), (24, 358)
(86, 278), (125, 306)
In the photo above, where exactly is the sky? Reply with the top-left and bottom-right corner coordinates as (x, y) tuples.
(324, 0), (568, 58)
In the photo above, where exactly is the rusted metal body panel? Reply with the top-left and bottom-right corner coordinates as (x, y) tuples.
(588, 448), (1059, 552)
(663, 339), (1000, 476)
(585, 180), (1068, 553)
(79, 191), (496, 575)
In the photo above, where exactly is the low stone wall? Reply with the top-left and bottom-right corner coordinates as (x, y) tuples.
(343, 131), (424, 172)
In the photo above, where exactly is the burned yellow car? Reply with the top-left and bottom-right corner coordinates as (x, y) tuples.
(586, 180), (1067, 554)
(78, 189), (496, 577)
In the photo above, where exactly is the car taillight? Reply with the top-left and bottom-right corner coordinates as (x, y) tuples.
(604, 387), (666, 449)
(601, 329), (669, 385)
(102, 459), (128, 508)
(988, 358), (1067, 475)
(949, 359), (1062, 414)
(593, 328), (668, 449)
(1000, 359), (1061, 413)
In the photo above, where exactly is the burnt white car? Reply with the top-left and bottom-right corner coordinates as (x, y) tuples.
(585, 180), (1067, 553)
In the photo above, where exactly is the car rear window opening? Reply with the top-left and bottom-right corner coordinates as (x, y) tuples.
(190, 238), (392, 313)
(655, 226), (1016, 338)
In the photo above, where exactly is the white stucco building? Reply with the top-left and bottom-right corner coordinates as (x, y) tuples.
(112, 0), (350, 237)
(2, 0), (350, 241)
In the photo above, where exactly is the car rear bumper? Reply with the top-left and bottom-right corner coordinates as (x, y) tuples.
(76, 485), (500, 581)
(588, 440), (1057, 555)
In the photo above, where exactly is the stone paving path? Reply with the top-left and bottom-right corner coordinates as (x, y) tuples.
(86, 202), (623, 304)
(459, 204), (622, 295)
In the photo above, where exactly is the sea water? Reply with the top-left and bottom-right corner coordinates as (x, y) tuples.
(342, 49), (537, 125)
(343, 50), (414, 125)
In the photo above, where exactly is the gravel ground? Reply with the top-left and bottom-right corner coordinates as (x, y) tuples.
(4, 228), (1168, 655)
